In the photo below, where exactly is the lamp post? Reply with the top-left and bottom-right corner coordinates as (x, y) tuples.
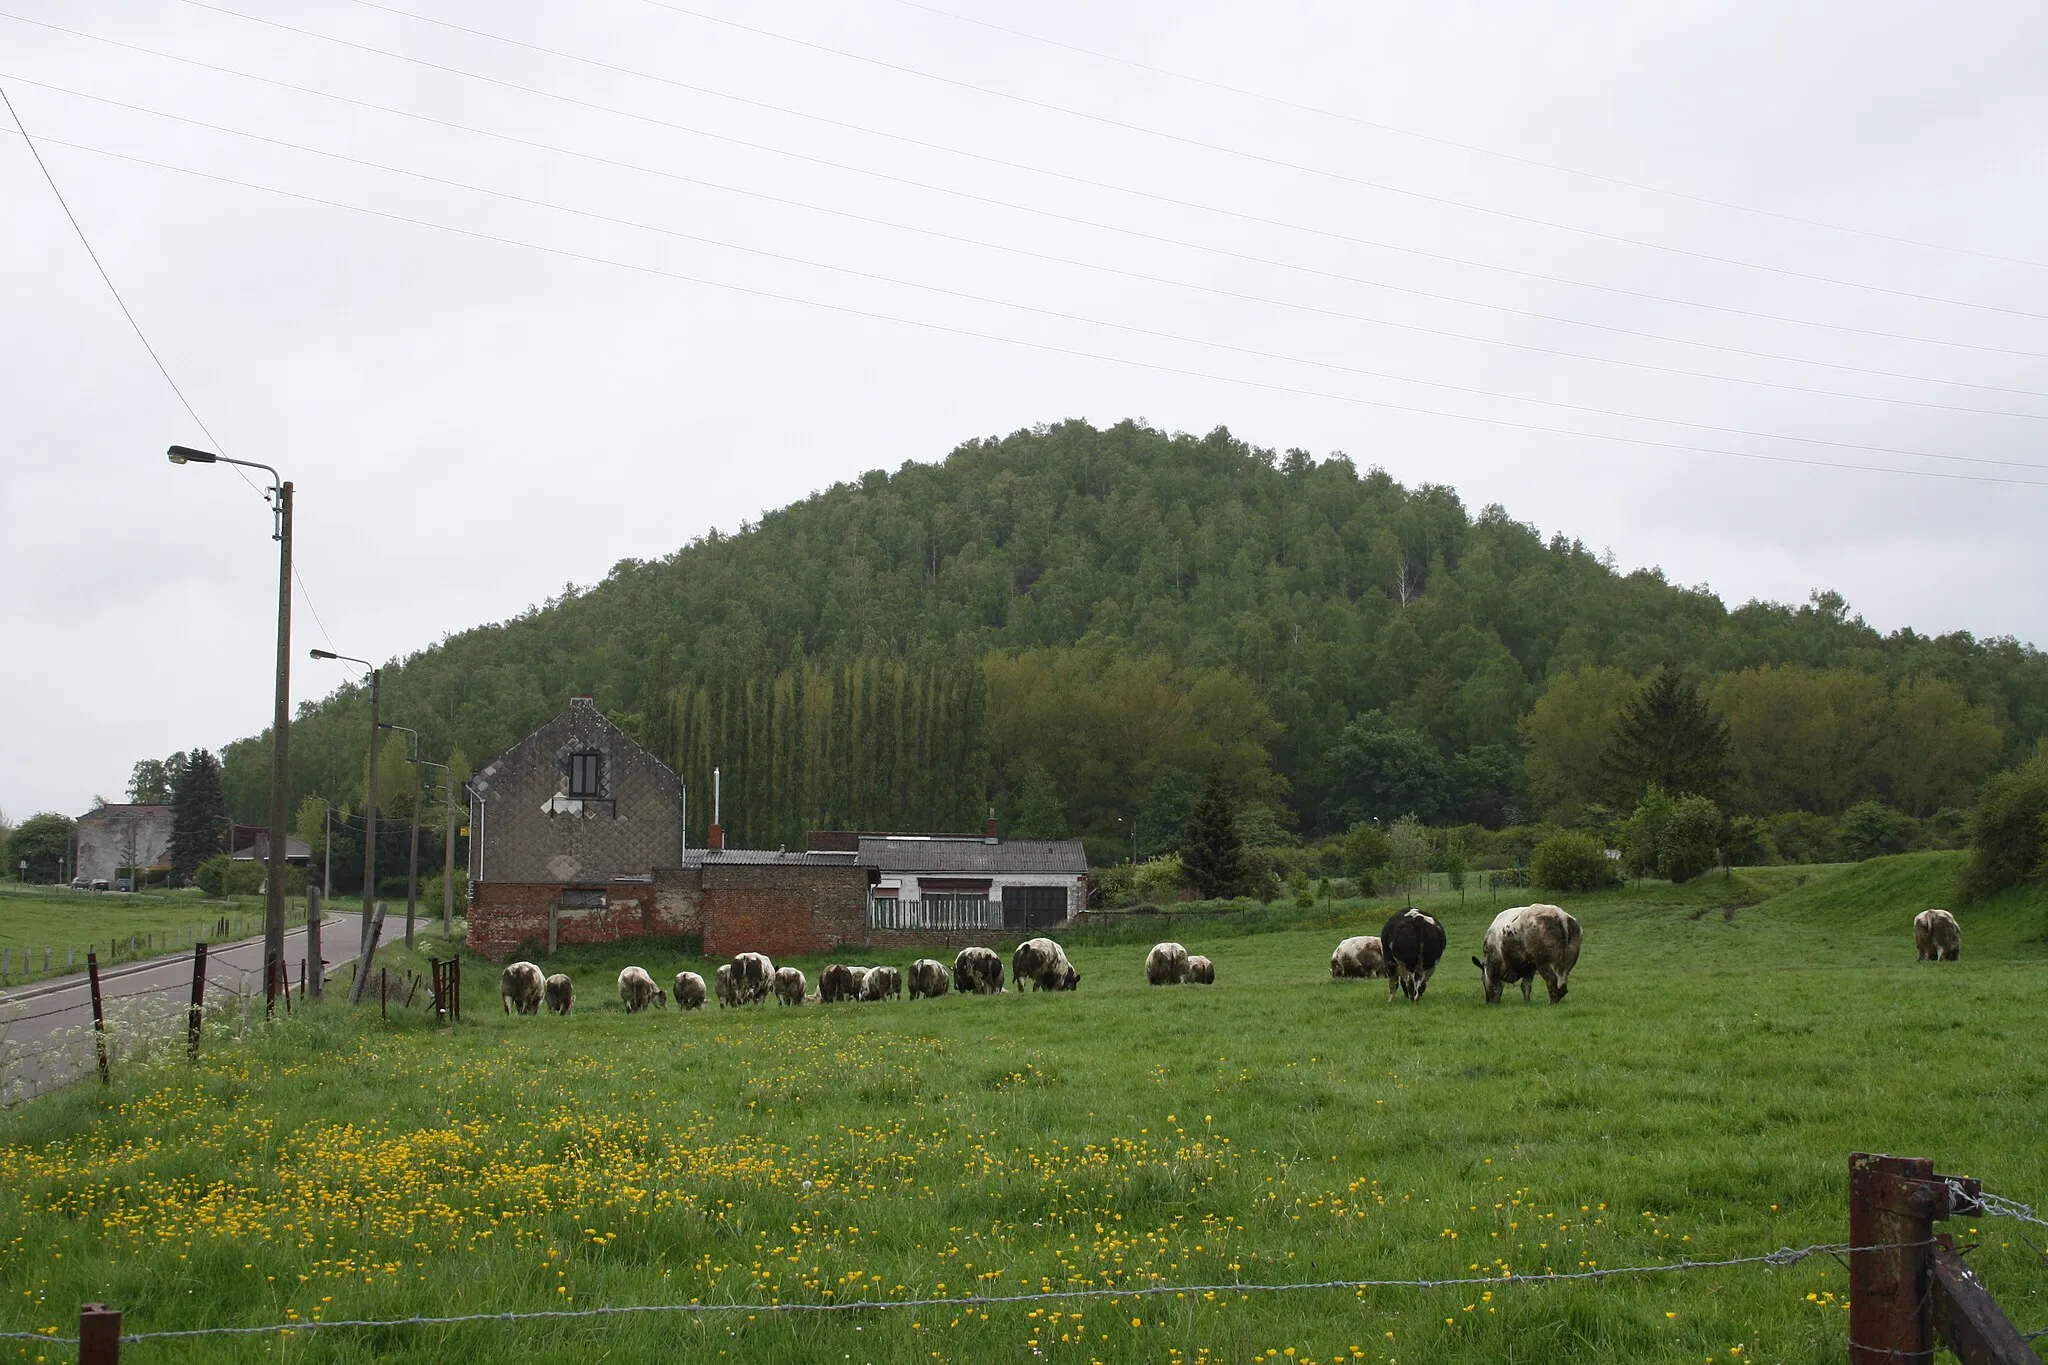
(311, 650), (380, 989)
(169, 444), (292, 1014)
(383, 723), (423, 948)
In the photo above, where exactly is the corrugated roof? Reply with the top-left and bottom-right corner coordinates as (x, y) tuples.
(858, 836), (1086, 874)
(679, 848), (872, 867)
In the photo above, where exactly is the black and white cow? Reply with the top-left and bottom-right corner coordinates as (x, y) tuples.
(774, 966), (808, 1005)
(1186, 955), (1214, 985)
(618, 965), (666, 1013)
(1330, 935), (1386, 981)
(1380, 908), (1446, 1003)
(861, 965), (903, 1001)
(951, 946), (1005, 995)
(1144, 941), (1191, 986)
(500, 961), (545, 1015)
(543, 972), (574, 1016)
(672, 970), (708, 1010)
(908, 959), (951, 999)
(731, 952), (775, 1006)
(1914, 908), (1961, 962)
(1012, 938), (1079, 992)
(1473, 903), (1582, 1004)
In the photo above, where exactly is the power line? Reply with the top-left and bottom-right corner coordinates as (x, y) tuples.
(12, 69), (2040, 408)
(2, 77), (343, 649)
(16, 77), (2044, 448)
(883, 0), (2048, 273)
(620, 0), (2047, 318)
(15, 128), (2048, 490)
(125, 4), (2043, 354)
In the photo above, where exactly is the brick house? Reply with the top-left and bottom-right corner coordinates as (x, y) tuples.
(73, 804), (173, 885)
(464, 697), (879, 961)
(811, 827), (1088, 935)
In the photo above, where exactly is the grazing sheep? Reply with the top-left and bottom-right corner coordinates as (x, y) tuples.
(908, 958), (951, 999)
(774, 966), (808, 1005)
(500, 961), (545, 1015)
(617, 965), (666, 1013)
(672, 970), (707, 1010)
(1187, 955), (1214, 985)
(543, 972), (574, 1016)
(1145, 941), (1192, 986)
(951, 946), (1005, 995)
(861, 965), (903, 1001)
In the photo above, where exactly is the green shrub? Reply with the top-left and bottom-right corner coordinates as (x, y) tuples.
(193, 854), (230, 898)
(1658, 795), (1725, 883)
(1132, 855), (1184, 904)
(1725, 816), (1777, 867)
(1531, 832), (1619, 892)
(1341, 822), (1389, 877)
(1441, 832), (1467, 891)
(1617, 788), (1674, 879)
(1293, 887), (1314, 909)
(1767, 810), (1838, 864)
(1837, 801), (1911, 861)
(1962, 760), (2048, 901)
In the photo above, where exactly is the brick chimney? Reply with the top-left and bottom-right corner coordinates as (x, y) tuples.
(985, 809), (998, 842)
(708, 765), (723, 851)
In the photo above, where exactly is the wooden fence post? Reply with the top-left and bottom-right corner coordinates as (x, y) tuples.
(348, 901), (387, 1005)
(78, 1302), (120, 1365)
(187, 943), (208, 1061)
(1932, 1233), (2038, 1363)
(381, 967), (388, 1020)
(86, 951), (110, 1085)
(305, 886), (323, 1002)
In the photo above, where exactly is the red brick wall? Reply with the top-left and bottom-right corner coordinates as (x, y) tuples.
(469, 875), (702, 961)
(470, 864), (871, 962)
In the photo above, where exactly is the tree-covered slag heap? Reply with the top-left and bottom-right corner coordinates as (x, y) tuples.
(220, 419), (2048, 855)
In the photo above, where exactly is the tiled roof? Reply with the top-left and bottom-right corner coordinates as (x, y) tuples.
(858, 836), (1086, 874)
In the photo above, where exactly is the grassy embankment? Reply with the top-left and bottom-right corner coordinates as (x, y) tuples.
(0, 886), (285, 981)
(0, 852), (2043, 1363)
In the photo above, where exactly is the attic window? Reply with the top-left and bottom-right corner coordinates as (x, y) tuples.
(567, 751), (604, 798)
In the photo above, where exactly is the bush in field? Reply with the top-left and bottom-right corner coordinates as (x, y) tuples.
(1768, 810), (1838, 864)
(1342, 822), (1389, 878)
(1441, 831), (1467, 891)
(1725, 816), (1777, 867)
(1837, 801), (1912, 861)
(1131, 855), (1184, 904)
(1658, 795), (1725, 882)
(1617, 787), (1674, 879)
(1531, 832), (1619, 892)
(193, 854), (263, 898)
(1962, 759), (2048, 900)
(1384, 817), (1433, 894)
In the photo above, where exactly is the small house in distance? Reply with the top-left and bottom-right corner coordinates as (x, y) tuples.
(73, 804), (173, 886)
(809, 824), (1087, 933)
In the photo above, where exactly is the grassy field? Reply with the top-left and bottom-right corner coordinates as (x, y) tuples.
(0, 886), (292, 980)
(0, 853), (2043, 1363)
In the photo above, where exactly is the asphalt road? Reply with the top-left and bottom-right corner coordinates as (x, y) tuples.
(0, 912), (368, 1101)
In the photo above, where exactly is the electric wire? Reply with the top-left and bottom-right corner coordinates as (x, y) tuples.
(111, 5), (2043, 354)
(13, 127), (2048, 490)
(14, 79), (2047, 455)
(12, 70), (2042, 407)
(449, 0), (2048, 316)
(884, 0), (2048, 272)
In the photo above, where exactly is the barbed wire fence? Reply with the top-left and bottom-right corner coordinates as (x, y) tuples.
(1, 1176), (2041, 1358)
(0, 1237), (1927, 1348)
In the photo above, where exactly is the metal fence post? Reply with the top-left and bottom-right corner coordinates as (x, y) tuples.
(78, 1302), (120, 1365)
(1850, 1153), (1936, 1363)
(86, 951), (110, 1085)
(187, 943), (209, 1061)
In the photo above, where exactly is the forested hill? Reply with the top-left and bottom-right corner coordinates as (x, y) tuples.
(223, 419), (2048, 852)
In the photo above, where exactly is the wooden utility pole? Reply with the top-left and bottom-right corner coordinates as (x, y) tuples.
(187, 942), (208, 1059)
(87, 950), (109, 1084)
(361, 670), (381, 959)
(305, 886), (323, 1001)
(442, 767), (456, 940)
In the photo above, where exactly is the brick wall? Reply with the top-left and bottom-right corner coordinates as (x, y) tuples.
(470, 864), (872, 962)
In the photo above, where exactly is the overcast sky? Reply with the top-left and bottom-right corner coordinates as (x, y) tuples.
(4, 0), (2045, 822)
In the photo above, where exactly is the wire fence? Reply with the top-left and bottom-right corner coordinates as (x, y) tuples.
(0, 1237), (1915, 1346)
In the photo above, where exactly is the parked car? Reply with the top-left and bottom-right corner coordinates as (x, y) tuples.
(70, 876), (89, 890)
(115, 877), (136, 892)
(91, 879), (111, 892)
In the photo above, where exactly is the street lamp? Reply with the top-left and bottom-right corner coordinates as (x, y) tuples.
(311, 649), (380, 999)
(169, 443), (292, 1014)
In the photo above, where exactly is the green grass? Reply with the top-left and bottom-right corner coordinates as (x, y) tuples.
(1, 854), (2044, 1363)
(0, 886), (290, 980)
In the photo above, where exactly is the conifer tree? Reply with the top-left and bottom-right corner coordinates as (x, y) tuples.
(1601, 667), (1729, 801)
(169, 748), (227, 883)
(1181, 769), (1248, 899)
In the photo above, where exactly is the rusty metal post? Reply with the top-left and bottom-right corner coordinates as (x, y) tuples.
(78, 1302), (121, 1365)
(1850, 1153), (1937, 1363)
(86, 951), (109, 1085)
(187, 943), (208, 1061)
